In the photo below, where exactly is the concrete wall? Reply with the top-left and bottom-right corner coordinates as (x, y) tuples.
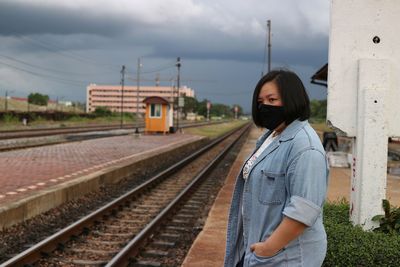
(328, 0), (400, 137)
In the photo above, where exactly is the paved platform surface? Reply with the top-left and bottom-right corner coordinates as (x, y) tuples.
(0, 128), (134, 151)
(0, 132), (202, 206)
(182, 125), (400, 267)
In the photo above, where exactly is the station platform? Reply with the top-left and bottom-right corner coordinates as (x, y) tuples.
(0, 132), (207, 229)
(182, 125), (400, 267)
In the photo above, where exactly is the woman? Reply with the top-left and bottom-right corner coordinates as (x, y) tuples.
(224, 70), (329, 267)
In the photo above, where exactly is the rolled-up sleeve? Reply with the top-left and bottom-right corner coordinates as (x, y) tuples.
(282, 148), (329, 227)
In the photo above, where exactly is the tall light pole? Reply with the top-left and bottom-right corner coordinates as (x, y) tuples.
(175, 57), (181, 132)
(56, 96), (65, 112)
(170, 78), (175, 133)
(4, 90), (14, 112)
(120, 65), (125, 129)
(5, 90), (8, 112)
(261, 19), (272, 77)
(135, 59), (142, 134)
(27, 93), (30, 113)
(267, 19), (272, 73)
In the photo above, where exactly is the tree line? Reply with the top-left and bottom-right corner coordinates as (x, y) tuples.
(310, 99), (327, 122)
(27, 92), (325, 122)
(181, 97), (243, 118)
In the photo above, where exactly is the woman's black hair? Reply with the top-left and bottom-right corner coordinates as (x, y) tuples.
(252, 69), (310, 127)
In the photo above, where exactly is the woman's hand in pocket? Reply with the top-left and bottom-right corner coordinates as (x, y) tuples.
(250, 241), (281, 258)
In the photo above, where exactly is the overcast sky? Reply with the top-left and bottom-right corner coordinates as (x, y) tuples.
(0, 0), (329, 113)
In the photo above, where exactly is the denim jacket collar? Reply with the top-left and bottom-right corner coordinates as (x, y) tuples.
(248, 119), (308, 177)
(256, 119), (308, 148)
(279, 119), (308, 142)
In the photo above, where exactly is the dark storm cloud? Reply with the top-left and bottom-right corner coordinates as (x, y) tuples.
(148, 33), (328, 68)
(0, 1), (125, 36)
(0, 0), (328, 68)
(0, 0), (330, 112)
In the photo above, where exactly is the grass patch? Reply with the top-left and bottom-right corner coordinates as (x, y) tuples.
(184, 120), (248, 139)
(311, 122), (332, 132)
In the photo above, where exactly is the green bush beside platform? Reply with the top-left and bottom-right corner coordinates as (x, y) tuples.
(323, 201), (400, 267)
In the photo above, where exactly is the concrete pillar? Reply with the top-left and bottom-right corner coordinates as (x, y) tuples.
(350, 59), (389, 229)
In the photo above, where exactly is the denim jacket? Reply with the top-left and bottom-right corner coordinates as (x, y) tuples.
(224, 120), (329, 267)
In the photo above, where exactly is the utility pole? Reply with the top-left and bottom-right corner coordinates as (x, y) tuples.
(267, 19), (272, 73)
(234, 105), (238, 120)
(207, 101), (211, 121)
(155, 73), (160, 86)
(135, 59), (141, 134)
(120, 65), (125, 129)
(175, 57), (181, 132)
(4, 90), (15, 112)
(5, 90), (8, 112)
(261, 20), (272, 77)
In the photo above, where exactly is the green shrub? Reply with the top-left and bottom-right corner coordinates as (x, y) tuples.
(122, 112), (134, 120)
(372, 199), (400, 234)
(323, 201), (400, 266)
(67, 115), (85, 122)
(2, 113), (18, 123)
(94, 106), (112, 117)
(324, 199), (351, 225)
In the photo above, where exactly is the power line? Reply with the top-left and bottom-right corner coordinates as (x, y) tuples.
(0, 60), (90, 87)
(16, 35), (121, 71)
(196, 90), (250, 96)
(126, 74), (216, 83)
(20, 35), (121, 70)
(125, 60), (177, 75)
(140, 61), (176, 74)
(0, 54), (116, 76)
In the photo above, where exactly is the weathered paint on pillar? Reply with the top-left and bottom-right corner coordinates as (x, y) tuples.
(328, 0), (400, 229)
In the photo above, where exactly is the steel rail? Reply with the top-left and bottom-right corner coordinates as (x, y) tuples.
(0, 123), (134, 134)
(0, 123), (142, 140)
(106, 123), (250, 266)
(0, 121), (236, 152)
(0, 120), (231, 140)
(1, 122), (250, 267)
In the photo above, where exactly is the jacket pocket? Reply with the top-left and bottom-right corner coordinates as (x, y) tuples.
(258, 171), (285, 205)
(249, 248), (287, 267)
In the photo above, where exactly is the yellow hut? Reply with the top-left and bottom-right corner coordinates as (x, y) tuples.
(142, 96), (171, 134)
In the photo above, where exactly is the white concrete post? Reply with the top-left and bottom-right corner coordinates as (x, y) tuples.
(328, 0), (400, 230)
(350, 59), (389, 229)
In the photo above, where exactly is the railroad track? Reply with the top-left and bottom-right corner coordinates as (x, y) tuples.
(0, 121), (232, 152)
(0, 124), (141, 140)
(0, 120), (225, 140)
(1, 123), (250, 267)
(130, 173), (223, 267)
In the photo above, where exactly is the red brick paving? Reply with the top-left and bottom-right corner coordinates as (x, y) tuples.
(0, 133), (201, 204)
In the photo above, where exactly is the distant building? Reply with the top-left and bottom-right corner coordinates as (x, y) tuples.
(58, 100), (73, 106)
(86, 84), (195, 113)
(11, 97), (25, 101)
(186, 112), (204, 121)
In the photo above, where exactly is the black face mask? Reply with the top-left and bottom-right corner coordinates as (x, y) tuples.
(258, 103), (286, 130)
